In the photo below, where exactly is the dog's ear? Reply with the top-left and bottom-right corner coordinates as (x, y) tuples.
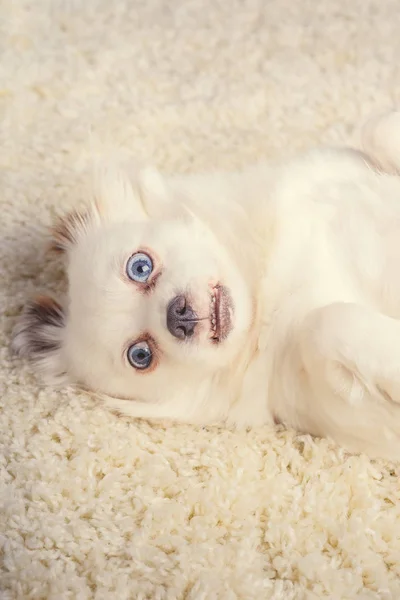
(50, 208), (96, 254)
(92, 161), (172, 222)
(50, 161), (174, 255)
(138, 166), (172, 218)
(12, 296), (68, 384)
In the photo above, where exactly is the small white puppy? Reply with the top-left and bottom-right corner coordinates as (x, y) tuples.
(13, 111), (400, 459)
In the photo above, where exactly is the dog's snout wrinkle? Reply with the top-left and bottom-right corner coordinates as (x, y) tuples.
(167, 295), (198, 340)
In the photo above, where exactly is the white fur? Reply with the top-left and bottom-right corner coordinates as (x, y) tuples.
(13, 111), (400, 459)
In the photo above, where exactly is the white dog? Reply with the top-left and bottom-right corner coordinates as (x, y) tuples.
(12, 111), (400, 460)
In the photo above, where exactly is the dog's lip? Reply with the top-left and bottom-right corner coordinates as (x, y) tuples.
(209, 284), (233, 343)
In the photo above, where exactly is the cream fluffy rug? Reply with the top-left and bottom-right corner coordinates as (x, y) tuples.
(1, 1), (400, 598)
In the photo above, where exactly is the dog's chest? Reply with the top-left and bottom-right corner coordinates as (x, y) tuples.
(251, 169), (400, 420)
(266, 167), (400, 317)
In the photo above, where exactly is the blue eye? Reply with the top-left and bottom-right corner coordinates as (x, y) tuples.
(126, 252), (153, 283)
(127, 341), (153, 370)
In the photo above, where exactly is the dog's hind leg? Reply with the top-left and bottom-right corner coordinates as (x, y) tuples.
(362, 110), (400, 174)
(298, 302), (400, 459)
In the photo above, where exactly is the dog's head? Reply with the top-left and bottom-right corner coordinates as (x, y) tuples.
(13, 162), (256, 422)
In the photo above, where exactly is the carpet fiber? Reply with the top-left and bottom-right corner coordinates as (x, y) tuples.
(2, 1), (400, 598)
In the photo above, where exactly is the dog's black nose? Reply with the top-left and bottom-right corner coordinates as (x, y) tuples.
(167, 295), (197, 340)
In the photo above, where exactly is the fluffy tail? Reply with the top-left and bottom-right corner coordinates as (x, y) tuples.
(362, 110), (400, 173)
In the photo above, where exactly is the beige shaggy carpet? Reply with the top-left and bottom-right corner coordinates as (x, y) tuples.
(2, 1), (400, 598)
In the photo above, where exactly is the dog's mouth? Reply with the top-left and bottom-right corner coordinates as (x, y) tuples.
(209, 284), (233, 343)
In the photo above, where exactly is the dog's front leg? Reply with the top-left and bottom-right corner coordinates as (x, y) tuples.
(298, 302), (400, 458)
